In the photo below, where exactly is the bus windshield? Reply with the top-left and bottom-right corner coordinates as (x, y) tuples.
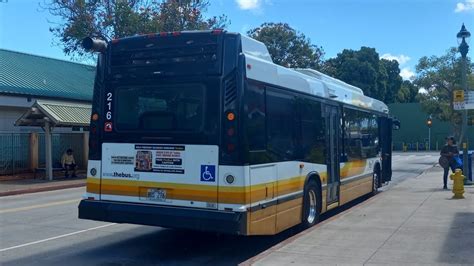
(115, 84), (206, 132)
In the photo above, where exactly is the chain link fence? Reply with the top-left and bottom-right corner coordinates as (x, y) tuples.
(1, 133), (85, 175)
(393, 141), (445, 152)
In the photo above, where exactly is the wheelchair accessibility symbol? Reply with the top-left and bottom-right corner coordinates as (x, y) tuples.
(200, 165), (216, 182)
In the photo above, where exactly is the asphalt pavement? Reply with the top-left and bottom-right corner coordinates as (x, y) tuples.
(0, 152), (439, 266)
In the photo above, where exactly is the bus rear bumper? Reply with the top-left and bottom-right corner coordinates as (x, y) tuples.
(78, 200), (247, 235)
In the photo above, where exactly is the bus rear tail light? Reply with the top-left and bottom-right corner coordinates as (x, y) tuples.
(89, 111), (101, 160)
(92, 113), (99, 121)
(212, 29), (224, 35)
(90, 139), (98, 149)
(227, 112), (235, 121)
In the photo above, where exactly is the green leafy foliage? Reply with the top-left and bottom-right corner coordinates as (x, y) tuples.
(414, 47), (474, 137)
(247, 22), (324, 69)
(380, 59), (403, 103)
(323, 47), (403, 103)
(396, 80), (418, 103)
(45, 0), (228, 58)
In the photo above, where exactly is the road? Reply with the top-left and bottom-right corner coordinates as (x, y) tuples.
(0, 152), (439, 266)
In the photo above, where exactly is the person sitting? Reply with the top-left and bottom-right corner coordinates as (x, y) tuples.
(62, 148), (77, 178)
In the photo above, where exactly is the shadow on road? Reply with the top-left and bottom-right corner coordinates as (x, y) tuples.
(3, 195), (373, 266)
(437, 212), (474, 264)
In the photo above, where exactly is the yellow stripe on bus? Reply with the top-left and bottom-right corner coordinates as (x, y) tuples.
(87, 160), (370, 204)
(340, 160), (367, 178)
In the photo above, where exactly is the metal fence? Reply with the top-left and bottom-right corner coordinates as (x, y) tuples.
(0, 133), (30, 175)
(393, 141), (445, 152)
(38, 133), (85, 169)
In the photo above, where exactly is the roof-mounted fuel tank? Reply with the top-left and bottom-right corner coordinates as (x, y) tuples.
(294, 68), (364, 95)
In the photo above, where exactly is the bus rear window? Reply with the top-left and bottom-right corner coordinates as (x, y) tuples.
(115, 85), (205, 132)
(109, 33), (223, 78)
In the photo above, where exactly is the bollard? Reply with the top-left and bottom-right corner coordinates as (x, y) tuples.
(450, 169), (465, 199)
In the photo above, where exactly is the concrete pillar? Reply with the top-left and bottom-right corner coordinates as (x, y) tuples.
(82, 132), (89, 169)
(29, 132), (38, 170)
(45, 121), (53, 181)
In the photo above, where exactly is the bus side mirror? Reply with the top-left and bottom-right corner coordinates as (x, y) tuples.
(392, 119), (401, 130)
(82, 37), (108, 53)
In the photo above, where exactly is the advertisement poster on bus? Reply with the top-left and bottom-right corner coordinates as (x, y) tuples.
(134, 145), (185, 174)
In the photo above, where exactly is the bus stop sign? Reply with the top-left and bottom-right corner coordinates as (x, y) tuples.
(453, 90), (474, 110)
(453, 90), (464, 102)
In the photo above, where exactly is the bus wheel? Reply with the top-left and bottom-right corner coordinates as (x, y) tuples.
(372, 167), (381, 195)
(301, 180), (321, 229)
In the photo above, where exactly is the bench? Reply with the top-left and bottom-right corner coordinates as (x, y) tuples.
(34, 167), (65, 179)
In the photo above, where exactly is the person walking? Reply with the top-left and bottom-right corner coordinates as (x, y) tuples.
(439, 136), (459, 189)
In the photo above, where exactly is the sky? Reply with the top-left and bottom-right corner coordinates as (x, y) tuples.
(0, 0), (473, 80)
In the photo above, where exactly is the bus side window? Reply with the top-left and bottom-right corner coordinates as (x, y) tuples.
(344, 108), (379, 161)
(244, 83), (266, 151)
(266, 88), (297, 160)
(299, 98), (326, 164)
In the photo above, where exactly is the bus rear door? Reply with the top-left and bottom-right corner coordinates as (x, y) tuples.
(379, 117), (393, 183)
(325, 105), (340, 207)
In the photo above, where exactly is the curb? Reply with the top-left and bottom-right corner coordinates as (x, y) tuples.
(0, 182), (86, 197)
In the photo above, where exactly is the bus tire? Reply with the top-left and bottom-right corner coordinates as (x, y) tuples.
(372, 166), (381, 195)
(301, 180), (321, 229)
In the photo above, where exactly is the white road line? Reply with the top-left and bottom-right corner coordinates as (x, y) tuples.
(0, 223), (116, 252)
(0, 199), (79, 214)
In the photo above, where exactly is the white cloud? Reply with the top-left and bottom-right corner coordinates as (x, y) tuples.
(236, 0), (261, 10)
(381, 53), (411, 65)
(400, 67), (415, 81)
(455, 0), (474, 12)
(381, 53), (415, 80)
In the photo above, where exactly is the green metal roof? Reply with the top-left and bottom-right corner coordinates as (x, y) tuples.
(16, 100), (91, 127)
(0, 49), (95, 101)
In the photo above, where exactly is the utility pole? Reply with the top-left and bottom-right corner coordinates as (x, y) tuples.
(457, 23), (470, 181)
(427, 116), (432, 151)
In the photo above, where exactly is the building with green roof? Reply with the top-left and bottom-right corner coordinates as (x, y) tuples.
(0, 49), (95, 132)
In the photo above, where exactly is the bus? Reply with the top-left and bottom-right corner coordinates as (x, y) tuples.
(79, 30), (398, 235)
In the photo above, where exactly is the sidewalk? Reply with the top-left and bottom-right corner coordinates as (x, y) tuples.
(0, 174), (86, 196)
(249, 166), (474, 265)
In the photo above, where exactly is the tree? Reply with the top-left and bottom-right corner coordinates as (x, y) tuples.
(414, 47), (474, 139)
(324, 47), (403, 102)
(45, 0), (228, 58)
(247, 22), (324, 69)
(396, 80), (418, 103)
(380, 59), (403, 103)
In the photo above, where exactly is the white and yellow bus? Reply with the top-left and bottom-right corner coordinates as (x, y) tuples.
(79, 30), (398, 235)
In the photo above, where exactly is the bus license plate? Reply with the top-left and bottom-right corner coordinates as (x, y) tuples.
(147, 188), (166, 202)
